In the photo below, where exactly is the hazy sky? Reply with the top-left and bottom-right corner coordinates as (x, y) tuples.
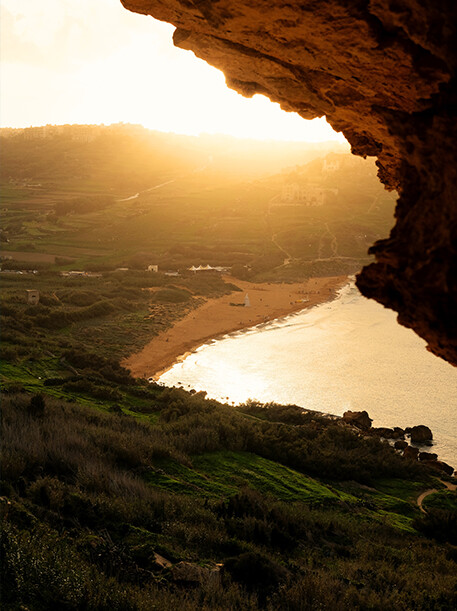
(0, 0), (346, 142)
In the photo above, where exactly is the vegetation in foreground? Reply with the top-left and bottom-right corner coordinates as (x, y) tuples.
(1, 385), (457, 610)
(1, 271), (456, 609)
(1, 126), (456, 609)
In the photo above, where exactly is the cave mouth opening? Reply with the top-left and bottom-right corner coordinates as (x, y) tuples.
(120, 0), (457, 366)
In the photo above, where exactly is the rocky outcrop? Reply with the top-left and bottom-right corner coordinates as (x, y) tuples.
(426, 460), (455, 476)
(342, 410), (372, 430)
(172, 561), (221, 585)
(122, 0), (457, 365)
(372, 427), (405, 439)
(418, 451), (438, 462)
(409, 425), (433, 444)
(151, 552), (172, 571)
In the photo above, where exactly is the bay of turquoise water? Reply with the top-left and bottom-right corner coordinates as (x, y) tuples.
(159, 281), (457, 466)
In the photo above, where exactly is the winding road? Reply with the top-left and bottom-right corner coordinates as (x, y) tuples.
(416, 480), (457, 514)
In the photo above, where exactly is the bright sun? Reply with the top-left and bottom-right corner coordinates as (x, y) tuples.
(0, 0), (347, 143)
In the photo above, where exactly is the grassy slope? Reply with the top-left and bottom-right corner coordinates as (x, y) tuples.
(0, 128), (395, 279)
(2, 390), (456, 610)
(2, 128), (456, 609)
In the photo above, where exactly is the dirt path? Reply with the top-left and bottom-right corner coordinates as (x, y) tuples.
(416, 480), (457, 513)
(317, 222), (338, 259)
(271, 233), (293, 266)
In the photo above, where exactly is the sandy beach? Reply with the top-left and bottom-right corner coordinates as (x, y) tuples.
(123, 275), (348, 379)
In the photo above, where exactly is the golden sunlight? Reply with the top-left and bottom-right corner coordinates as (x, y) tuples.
(0, 0), (346, 142)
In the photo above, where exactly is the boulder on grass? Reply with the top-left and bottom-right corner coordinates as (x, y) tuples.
(152, 552), (172, 571)
(342, 410), (372, 430)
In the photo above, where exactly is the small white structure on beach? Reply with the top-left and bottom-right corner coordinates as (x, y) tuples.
(147, 265), (159, 272)
(244, 293), (251, 307)
(188, 265), (228, 273)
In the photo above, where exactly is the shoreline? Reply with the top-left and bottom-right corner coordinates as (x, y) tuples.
(122, 275), (348, 380)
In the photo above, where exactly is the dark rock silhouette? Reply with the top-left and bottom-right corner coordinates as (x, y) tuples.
(410, 425), (433, 444)
(419, 451), (438, 462)
(342, 410), (372, 430)
(372, 427), (395, 438)
(427, 460), (455, 476)
(122, 0), (457, 365)
(393, 427), (405, 439)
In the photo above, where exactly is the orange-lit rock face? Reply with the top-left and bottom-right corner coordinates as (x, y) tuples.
(122, 0), (457, 365)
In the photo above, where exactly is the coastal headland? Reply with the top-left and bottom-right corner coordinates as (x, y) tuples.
(123, 275), (348, 379)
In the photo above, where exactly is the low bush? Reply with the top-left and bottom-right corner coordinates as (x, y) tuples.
(150, 288), (191, 303)
(414, 508), (457, 544)
(1, 392), (456, 610)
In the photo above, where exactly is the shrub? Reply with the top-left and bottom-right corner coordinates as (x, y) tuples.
(150, 288), (191, 303)
(223, 551), (288, 592)
(413, 509), (457, 544)
(28, 394), (45, 418)
(59, 290), (100, 307)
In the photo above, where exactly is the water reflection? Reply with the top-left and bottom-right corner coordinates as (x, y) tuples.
(160, 282), (457, 464)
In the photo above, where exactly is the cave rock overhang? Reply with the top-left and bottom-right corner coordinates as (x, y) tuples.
(122, 0), (457, 366)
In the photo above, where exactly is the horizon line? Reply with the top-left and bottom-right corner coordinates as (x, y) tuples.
(0, 121), (350, 145)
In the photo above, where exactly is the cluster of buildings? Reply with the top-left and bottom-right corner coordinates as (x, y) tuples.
(280, 183), (338, 206)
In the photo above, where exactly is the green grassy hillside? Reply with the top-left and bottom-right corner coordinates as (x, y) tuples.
(2, 126), (456, 610)
(1, 125), (394, 279)
(1, 389), (456, 610)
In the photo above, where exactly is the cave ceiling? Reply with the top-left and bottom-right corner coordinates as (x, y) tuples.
(122, 0), (457, 366)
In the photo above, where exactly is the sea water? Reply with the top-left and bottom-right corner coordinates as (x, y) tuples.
(159, 281), (457, 465)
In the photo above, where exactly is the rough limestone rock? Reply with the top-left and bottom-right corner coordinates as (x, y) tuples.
(152, 552), (172, 571)
(342, 410), (372, 430)
(409, 424), (433, 444)
(172, 561), (221, 585)
(121, 0), (457, 365)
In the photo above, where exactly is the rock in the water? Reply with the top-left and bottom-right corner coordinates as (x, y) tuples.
(418, 451), (438, 462)
(409, 425), (433, 444)
(342, 410), (372, 430)
(403, 446), (419, 460)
